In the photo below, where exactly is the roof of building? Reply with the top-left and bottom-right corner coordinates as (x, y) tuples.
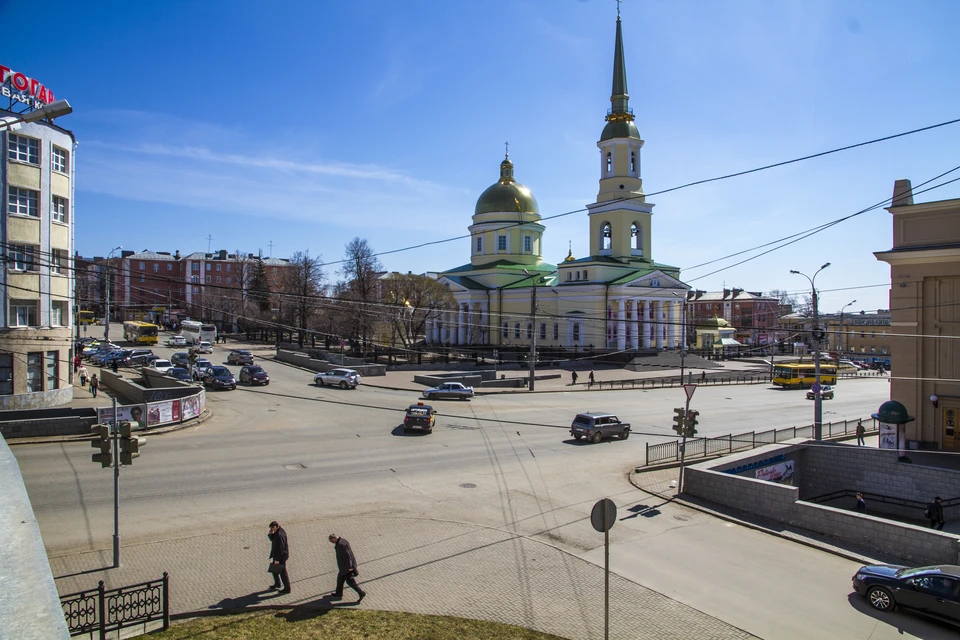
(686, 290), (775, 302)
(474, 155), (539, 217)
(125, 251), (178, 261)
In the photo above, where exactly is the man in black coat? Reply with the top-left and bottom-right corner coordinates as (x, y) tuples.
(927, 497), (945, 531)
(329, 534), (365, 602)
(268, 521), (290, 593)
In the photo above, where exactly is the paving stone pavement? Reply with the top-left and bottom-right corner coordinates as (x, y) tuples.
(50, 515), (757, 640)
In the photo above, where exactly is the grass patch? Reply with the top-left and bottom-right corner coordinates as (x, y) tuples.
(150, 608), (568, 639)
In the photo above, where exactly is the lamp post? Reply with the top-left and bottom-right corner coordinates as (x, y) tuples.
(839, 300), (857, 360)
(0, 100), (73, 131)
(790, 263), (831, 440)
(523, 269), (541, 391)
(672, 291), (688, 384)
(104, 246), (122, 341)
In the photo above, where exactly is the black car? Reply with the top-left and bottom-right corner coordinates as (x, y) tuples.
(228, 350), (255, 366)
(569, 412), (631, 443)
(170, 352), (190, 368)
(125, 353), (159, 367)
(165, 367), (193, 383)
(202, 366), (236, 390)
(853, 564), (960, 625)
(239, 365), (269, 385)
(403, 403), (436, 433)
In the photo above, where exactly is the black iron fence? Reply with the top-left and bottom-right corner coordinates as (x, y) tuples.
(644, 417), (878, 467)
(592, 369), (886, 391)
(60, 573), (169, 638)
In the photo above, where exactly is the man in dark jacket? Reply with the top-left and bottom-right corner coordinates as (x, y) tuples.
(268, 521), (290, 593)
(927, 497), (945, 531)
(329, 534), (365, 602)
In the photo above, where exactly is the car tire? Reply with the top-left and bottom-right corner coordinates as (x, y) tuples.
(867, 586), (895, 612)
(425, 393), (434, 400)
(316, 379), (323, 387)
(573, 434), (583, 440)
(591, 431), (603, 444)
(619, 429), (630, 440)
(339, 381), (348, 389)
(460, 395), (467, 400)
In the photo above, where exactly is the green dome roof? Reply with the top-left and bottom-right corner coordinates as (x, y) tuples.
(475, 156), (540, 216)
(600, 119), (641, 142)
(872, 400), (915, 424)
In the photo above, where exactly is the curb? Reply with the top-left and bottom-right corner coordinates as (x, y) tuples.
(6, 409), (214, 446)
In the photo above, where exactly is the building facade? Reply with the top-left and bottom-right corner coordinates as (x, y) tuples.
(875, 179), (960, 451)
(685, 289), (779, 348)
(431, 15), (689, 351)
(1, 111), (76, 409)
(822, 311), (891, 362)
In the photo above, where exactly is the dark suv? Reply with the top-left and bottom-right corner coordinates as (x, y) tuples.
(570, 413), (631, 443)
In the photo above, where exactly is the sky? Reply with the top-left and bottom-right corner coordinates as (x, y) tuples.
(5, 0), (960, 314)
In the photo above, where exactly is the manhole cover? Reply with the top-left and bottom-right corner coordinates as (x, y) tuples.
(460, 483), (477, 489)
(283, 463), (306, 471)
(447, 424), (478, 431)
(673, 514), (691, 522)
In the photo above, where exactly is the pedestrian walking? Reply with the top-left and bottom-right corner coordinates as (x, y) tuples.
(90, 374), (99, 398)
(855, 492), (866, 512)
(267, 521), (291, 593)
(856, 420), (866, 446)
(111, 359), (119, 373)
(78, 365), (89, 387)
(571, 370), (578, 385)
(588, 371), (595, 387)
(73, 355), (81, 374)
(925, 496), (945, 531)
(328, 534), (365, 602)
(701, 371), (707, 383)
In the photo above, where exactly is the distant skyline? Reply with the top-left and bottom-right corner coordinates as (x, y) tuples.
(6, 0), (960, 314)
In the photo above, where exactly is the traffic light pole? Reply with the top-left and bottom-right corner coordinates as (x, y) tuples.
(678, 393), (691, 493)
(112, 397), (121, 569)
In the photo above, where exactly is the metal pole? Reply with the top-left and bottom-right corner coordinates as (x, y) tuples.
(679, 299), (686, 384)
(604, 524), (609, 640)
(529, 283), (537, 391)
(678, 394), (691, 492)
(104, 262), (111, 341)
(813, 286), (822, 440)
(112, 397), (120, 568)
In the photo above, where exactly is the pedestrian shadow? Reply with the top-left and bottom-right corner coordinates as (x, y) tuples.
(620, 501), (669, 520)
(209, 591), (267, 611)
(280, 595), (355, 622)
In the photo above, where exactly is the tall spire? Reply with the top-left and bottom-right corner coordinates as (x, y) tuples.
(607, 15), (633, 122)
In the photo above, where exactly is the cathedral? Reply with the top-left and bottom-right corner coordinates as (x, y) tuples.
(428, 13), (690, 352)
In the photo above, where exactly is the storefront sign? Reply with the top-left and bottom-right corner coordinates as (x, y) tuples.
(1, 65), (55, 110)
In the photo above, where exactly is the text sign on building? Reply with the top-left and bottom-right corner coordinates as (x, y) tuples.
(1, 65), (55, 110)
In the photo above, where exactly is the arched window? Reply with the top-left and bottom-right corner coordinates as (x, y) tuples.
(600, 222), (612, 251)
(605, 152), (612, 174)
(630, 151), (635, 174)
(631, 222), (643, 256)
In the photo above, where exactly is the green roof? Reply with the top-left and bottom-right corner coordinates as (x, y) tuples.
(441, 275), (489, 290)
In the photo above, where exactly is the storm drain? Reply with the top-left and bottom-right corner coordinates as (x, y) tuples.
(283, 463), (306, 471)
(459, 483), (477, 489)
(447, 424), (478, 431)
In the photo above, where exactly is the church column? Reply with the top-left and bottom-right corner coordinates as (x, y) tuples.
(667, 300), (677, 347)
(630, 299), (640, 350)
(617, 299), (626, 351)
(457, 304), (466, 345)
(655, 300), (664, 349)
(479, 302), (488, 345)
(426, 311), (434, 344)
(642, 300), (652, 349)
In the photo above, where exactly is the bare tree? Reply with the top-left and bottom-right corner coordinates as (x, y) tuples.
(338, 238), (384, 354)
(278, 250), (327, 347)
(381, 273), (456, 347)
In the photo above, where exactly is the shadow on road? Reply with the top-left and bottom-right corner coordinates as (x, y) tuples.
(845, 592), (958, 638)
(391, 425), (431, 437)
(620, 500), (671, 520)
(209, 591), (267, 610)
(281, 594), (358, 622)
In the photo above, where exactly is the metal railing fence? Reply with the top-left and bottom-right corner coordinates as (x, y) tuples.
(60, 573), (169, 639)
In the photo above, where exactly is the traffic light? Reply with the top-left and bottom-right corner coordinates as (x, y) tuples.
(119, 421), (146, 466)
(91, 424), (112, 467)
(685, 410), (700, 437)
(672, 407), (685, 436)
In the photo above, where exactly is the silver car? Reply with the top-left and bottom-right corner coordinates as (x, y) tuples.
(314, 368), (361, 389)
(422, 382), (474, 401)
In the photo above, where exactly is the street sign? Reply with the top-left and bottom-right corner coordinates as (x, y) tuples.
(811, 382), (822, 394)
(591, 498), (617, 532)
(683, 384), (698, 402)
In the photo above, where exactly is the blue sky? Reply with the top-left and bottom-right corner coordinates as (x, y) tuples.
(6, 0), (960, 313)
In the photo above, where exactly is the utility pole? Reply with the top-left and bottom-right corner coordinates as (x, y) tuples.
(791, 263), (830, 440)
(529, 282), (537, 391)
(112, 397), (121, 568)
(104, 246), (121, 341)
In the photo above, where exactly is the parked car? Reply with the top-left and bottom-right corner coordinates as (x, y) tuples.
(88, 346), (122, 363)
(569, 413), (631, 443)
(95, 350), (131, 366)
(165, 367), (193, 383)
(852, 564), (960, 626)
(126, 353), (159, 367)
(422, 382), (474, 401)
(150, 359), (175, 373)
(202, 366), (236, 390)
(806, 385), (835, 400)
(227, 350), (254, 366)
(166, 335), (188, 347)
(403, 402), (437, 433)
(239, 365), (269, 385)
(196, 341), (213, 354)
(170, 352), (190, 368)
(314, 368), (361, 389)
(193, 358), (213, 380)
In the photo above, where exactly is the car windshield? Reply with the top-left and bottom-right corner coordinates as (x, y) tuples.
(235, 350), (250, 355)
(897, 567), (939, 579)
(210, 367), (230, 376)
(248, 367), (264, 374)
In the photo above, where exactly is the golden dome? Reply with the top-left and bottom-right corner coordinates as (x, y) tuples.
(474, 156), (540, 216)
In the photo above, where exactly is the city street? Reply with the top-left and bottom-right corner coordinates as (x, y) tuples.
(14, 345), (951, 638)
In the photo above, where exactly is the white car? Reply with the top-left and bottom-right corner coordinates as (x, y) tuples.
(150, 359), (175, 373)
(166, 335), (188, 347)
(422, 382), (474, 400)
(196, 341), (213, 354)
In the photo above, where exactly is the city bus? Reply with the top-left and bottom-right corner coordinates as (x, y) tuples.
(772, 363), (838, 389)
(181, 320), (217, 345)
(123, 320), (159, 345)
(78, 310), (96, 324)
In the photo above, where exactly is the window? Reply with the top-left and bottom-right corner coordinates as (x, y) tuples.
(216, 276), (222, 284)
(193, 286), (200, 294)
(227, 264), (231, 271)
(139, 274), (145, 283)
(514, 323), (521, 339)
(605, 152), (612, 174)
(45, 351), (59, 390)
(9, 244), (36, 271)
(582, 270), (587, 280)
(631, 223), (643, 255)
(8, 133), (39, 164)
(0, 354), (12, 395)
(600, 222), (612, 251)
(630, 151), (636, 174)
(26, 352), (42, 392)
(566, 272), (571, 281)
(553, 323), (559, 340)
(191, 275), (199, 283)
(52, 146), (69, 173)
(8, 186), (39, 217)
(524, 235), (532, 252)
(498, 235), (507, 251)
(860, 331), (865, 338)
(527, 323), (533, 339)
(153, 264), (159, 273)
(573, 323), (581, 341)
(167, 263), (173, 271)
(205, 275), (211, 283)
(52, 196), (68, 223)
(476, 236), (483, 253)
(540, 323), (546, 340)
(502, 323), (509, 338)
(51, 301), (67, 326)
(192, 263), (199, 271)
(226, 277), (232, 284)
(216, 264), (222, 271)
(51, 249), (65, 274)
(138, 262), (144, 270)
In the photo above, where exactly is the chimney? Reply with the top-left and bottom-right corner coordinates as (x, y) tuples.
(219, 249), (227, 260)
(174, 250), (181, 260)
(892, 179), (914, 207)
(723, 288), (731, 299)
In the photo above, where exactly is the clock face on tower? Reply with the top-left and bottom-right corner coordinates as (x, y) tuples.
(650, 278), (660, 287)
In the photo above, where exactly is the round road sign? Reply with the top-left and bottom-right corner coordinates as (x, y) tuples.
(590, 498), (617, 532)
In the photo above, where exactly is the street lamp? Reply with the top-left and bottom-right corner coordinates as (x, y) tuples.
(523, 269), (541, 391)
(104, 246), (122, 341)
(790, 262), (830, 440)
(671, 291), (688, 384)
(839, 299), (857, 359)
(0, 100), (73, 130)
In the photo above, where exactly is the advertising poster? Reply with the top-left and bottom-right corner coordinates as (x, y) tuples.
(147, 401), (178, 426)
(182, 395), (200, 421)
(755, 460), (795, 485)
(879, 422), (898, 450)
(97, 405), (146, 425)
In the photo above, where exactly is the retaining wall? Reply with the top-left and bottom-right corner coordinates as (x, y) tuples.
(275, 350), (386, 377)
